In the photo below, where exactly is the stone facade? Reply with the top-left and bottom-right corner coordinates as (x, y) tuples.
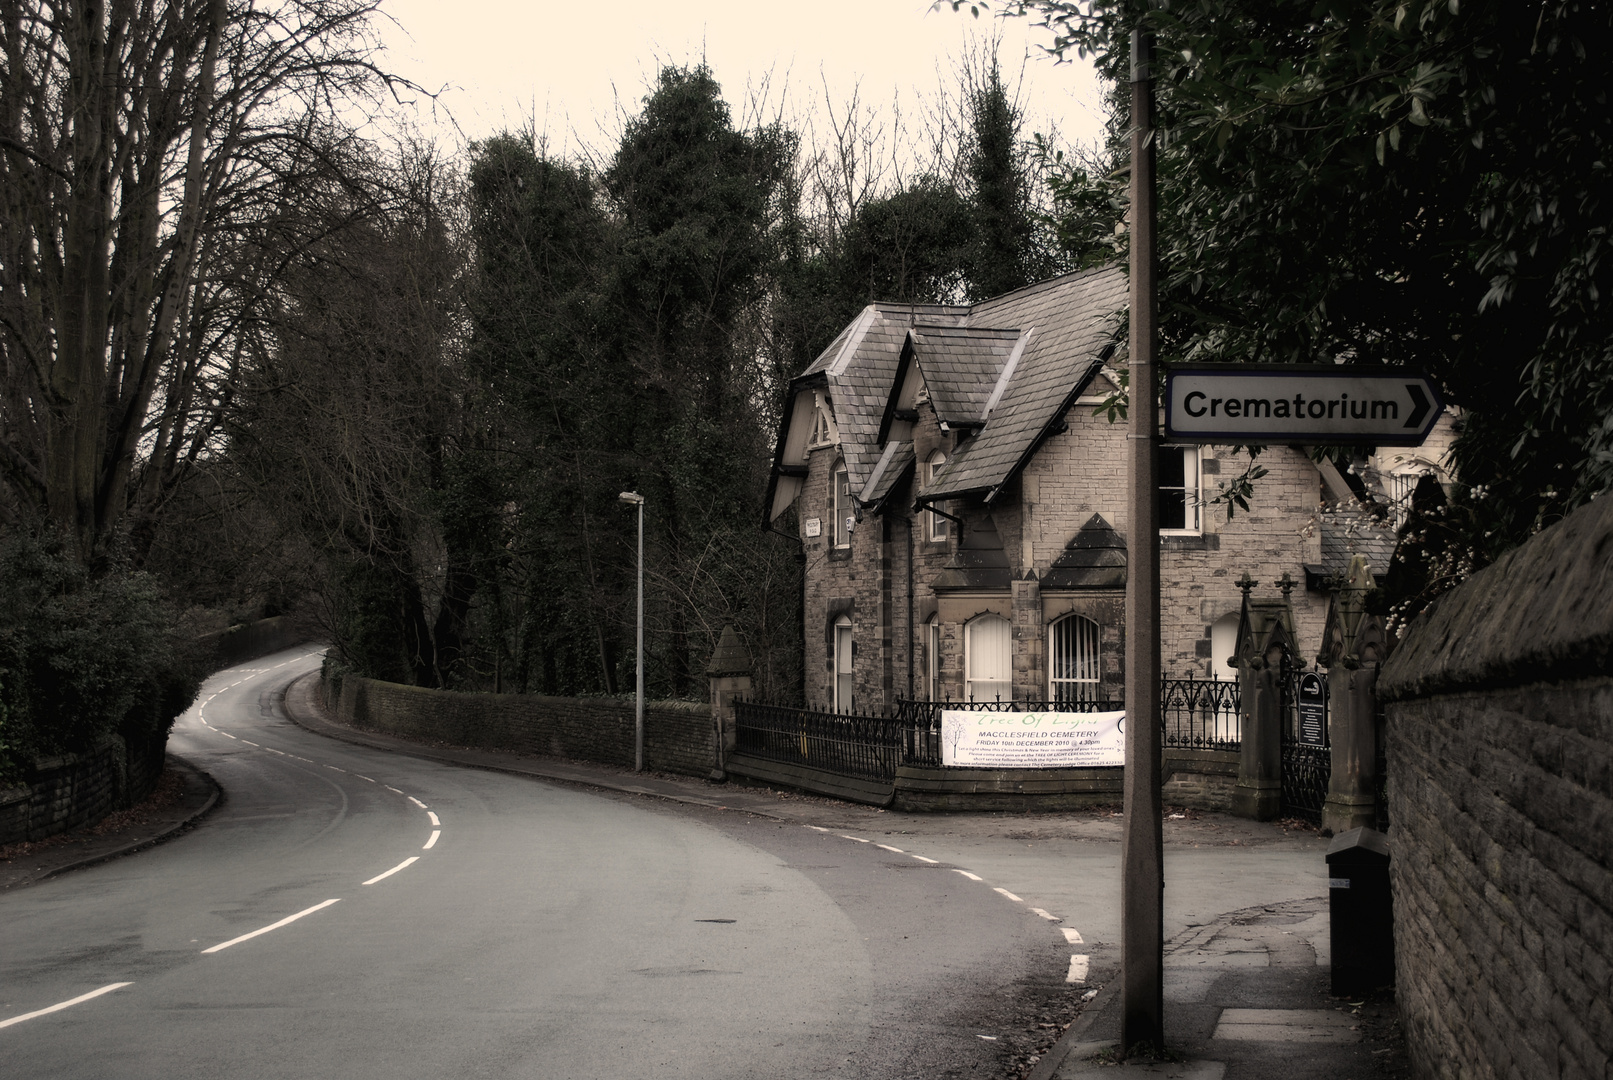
(1379, 493), (1613, 1080)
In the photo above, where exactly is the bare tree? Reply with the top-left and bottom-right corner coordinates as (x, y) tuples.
(0, 0), (403, 564)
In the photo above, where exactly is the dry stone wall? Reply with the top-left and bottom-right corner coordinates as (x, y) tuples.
(1379, 494), (1613, 1080)
(325, 673), (716, 779)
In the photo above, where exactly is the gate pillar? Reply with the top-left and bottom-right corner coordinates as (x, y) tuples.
(1319, 554), (1389, 834)
(706, 625), (753, 779)
(1233, 643), (1284, 820)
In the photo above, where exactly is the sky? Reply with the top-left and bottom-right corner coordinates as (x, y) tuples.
(371, 0), (1108, 161)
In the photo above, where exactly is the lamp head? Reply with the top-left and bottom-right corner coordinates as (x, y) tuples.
(618, 491), (644, 506)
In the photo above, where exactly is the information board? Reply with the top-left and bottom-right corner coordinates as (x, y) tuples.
(1297, 672), (1327, 747)
(941, 709), (1125, 768)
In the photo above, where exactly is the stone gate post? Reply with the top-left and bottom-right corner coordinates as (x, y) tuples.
(706, 625), (753, 779)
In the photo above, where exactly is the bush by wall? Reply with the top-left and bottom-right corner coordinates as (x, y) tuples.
(322, 664), (716, 779)
(1379, 493), (1613, 1080)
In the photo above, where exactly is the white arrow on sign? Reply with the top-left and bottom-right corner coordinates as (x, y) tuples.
(1164, 365), (1444, 446)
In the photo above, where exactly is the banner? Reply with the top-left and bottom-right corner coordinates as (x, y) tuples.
(940, 709), (1126, 768)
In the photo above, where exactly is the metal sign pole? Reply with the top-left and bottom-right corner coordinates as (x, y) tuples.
(1122, 27), (1165, 1056)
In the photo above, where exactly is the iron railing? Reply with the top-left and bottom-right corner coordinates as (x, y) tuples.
(731, 701), (906, 781)
(733, 674), (1244, 780)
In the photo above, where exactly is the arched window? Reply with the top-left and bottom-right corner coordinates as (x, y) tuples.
(834, 616), (854, 711)
(925, 450), (948, 542)
(832, 460), (852, 548)
(1049, 614), (1101, 704)
(965, 614), (1011, 703)
(1210, 613), (1240, 680)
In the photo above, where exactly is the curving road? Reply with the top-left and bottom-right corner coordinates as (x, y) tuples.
(0, 651), (1071, 1079)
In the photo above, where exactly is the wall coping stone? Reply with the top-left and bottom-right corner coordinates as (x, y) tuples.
(1379, 494), (1613, 701)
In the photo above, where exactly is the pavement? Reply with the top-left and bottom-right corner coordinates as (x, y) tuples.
(4, 663), (1409, 1078)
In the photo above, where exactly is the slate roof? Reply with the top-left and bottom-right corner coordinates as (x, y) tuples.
(1041, 513), (1128, 590)
(860, 440), (915, 508)
(929, 265), (1128, 500)
(767, 265), (1126, 522)
(1314, 511), (1398, 584)
(906, 326), (1024, 425)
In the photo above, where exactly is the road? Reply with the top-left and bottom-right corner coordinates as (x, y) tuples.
(1, 652), (1086, 1079)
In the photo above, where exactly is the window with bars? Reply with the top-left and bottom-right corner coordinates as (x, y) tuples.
(1049, 614), (1103, 703)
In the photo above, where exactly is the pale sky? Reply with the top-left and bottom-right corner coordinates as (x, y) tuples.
(372, 0), (1108, 162)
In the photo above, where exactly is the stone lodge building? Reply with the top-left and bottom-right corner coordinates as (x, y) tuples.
(765, 266), (1444, 714)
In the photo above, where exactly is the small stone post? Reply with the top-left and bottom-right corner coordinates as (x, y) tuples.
(706, 625), (753, 780)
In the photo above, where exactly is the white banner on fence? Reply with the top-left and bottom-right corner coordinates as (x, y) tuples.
(940, 709), (1126, 768)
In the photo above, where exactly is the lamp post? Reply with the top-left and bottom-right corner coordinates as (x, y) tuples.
(618, 491), (645, 772)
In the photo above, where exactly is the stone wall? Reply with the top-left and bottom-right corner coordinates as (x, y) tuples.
(1378, 494), (1613, 1080)
(0, 733), (167, 847)
(324, 673), (716, 779)
(198, 614), (312, 669)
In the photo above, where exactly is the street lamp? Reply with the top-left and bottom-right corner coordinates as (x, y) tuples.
(618, 491), (645, 772)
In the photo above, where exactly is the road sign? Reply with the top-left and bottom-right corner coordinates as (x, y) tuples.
(1164, 365), (1444, 445)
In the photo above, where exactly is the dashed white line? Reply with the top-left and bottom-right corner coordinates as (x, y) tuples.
(363, 858), (419, 885)
(219, 732), (237, 739)
(1066, 955), (1091, 983)
(354, 775), (375, 783)
(201, 899), (341, 954)
(1031, 908), (1061, 922)
(427, 811), (440, 827)
(423, 830), (440, 850)
(263, 748), (286, 756)
(839, 835), (869, 843)
(325, 765), (346, 773)
(1062, 928), (1085, 944)
(993, 887), (1023, 902)
(240, 741), (259, 747)
(911, 855), (940, 864)
(0, 983), (133, 1030)
(385, 786), (403, 794)
(875, 843), (904, 853)
(804, 825), (830, 832)
(408, 797), (427, 809)
(952, 869), (983, 882)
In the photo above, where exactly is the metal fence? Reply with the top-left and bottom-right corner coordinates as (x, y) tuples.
(731, 701), (907, 781)
(733, 675), (1243, 781)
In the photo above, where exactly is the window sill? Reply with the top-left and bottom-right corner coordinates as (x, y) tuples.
(828, 545), (853, 561)
(1161, 533), (1220, 551)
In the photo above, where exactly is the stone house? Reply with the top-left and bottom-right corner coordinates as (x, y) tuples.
(765, 266), (1437, 714)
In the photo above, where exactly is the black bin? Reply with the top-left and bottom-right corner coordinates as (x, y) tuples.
(1326, 826), (1394, 995)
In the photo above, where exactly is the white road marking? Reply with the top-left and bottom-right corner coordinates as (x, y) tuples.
(409, 797), (427, 809)
(839, 835), (869, 843)
(354, 775), (375, 783)
(219, 732), (237, 739)
(911, 855), (940, 864)
(875, 843), (904, 853)
(0, 983), (133, 1030)
(804, 825), (830, 832)
(385, 786), (403, 794)
(1062, 928), (1085, 944)
(263, 748), (286, 756)
(240, 741), (259, 747)
(201, 899), (341, 954)
(951, 869), (983, 882)
(993, 887), (1023, 902)
(427, 811), (440, 827)
(975, 1034), (999, 1041)
(363, 857), (419, 885)
(423, 830), (440, 850)
(1031, 908), (1061, 922)
(326, 765), (346, 773)
(1066, 955), (1090, 983)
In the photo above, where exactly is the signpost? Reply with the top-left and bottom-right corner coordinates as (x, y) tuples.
(1165, 365), (1444, 445)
